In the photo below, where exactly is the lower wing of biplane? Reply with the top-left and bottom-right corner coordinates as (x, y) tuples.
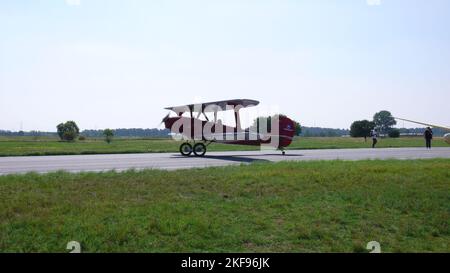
(394, 117), (450, 144)
(162, 99), (296, 156)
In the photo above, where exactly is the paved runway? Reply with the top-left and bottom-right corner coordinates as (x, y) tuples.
(0, 147), (449, 175)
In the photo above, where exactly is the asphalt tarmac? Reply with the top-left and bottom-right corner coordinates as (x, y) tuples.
(0, 147), (449, 175)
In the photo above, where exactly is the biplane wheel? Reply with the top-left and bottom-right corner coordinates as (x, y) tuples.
(193, 143), (206, 157)
(180, 143), (193, 156)
(282, 151), (286, 156)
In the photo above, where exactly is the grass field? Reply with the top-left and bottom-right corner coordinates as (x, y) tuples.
(0, 136), (447, 157)
(0, 159), (448, 252)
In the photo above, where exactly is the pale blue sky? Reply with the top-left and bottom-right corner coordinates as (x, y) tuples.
(0, 0), (449, 131)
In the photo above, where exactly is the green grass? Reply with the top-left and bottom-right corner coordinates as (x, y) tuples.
(0, 159), (449, 252)
(0, 136), (447, 157)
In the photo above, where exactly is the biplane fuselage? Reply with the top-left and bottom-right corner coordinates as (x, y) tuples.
(162, 99), (296, 156)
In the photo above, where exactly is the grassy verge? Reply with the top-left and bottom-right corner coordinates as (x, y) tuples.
(0, 136), (447, 157)
(0, 159), (449, 252)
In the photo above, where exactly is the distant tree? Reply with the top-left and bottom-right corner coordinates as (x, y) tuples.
(56, 123), (65, 140)
(294, 121), (302, 136)
(56, 121), (80, 141)
(251, 114), (303, 136)
(103, 129), (114, 143)
(252, 115), (287, 133)
(373, 111), (396, 134)
(388, 128), (400, 138)
(350, 120), (375, 141)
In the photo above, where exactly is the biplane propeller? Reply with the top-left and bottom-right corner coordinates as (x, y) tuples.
(394, 117), (450, 144)
(161, 113), (170, 125)
(162, 99), (296, 156)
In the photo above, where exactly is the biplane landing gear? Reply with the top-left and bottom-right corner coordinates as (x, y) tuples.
(193, 143), (207, 157)
(179, 142), (207, 156)
(179, 143), (193, 156)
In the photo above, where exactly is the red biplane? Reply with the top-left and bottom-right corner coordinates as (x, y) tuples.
(162, 99), (296, 156)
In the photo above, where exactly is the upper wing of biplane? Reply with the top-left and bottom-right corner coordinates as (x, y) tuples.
(395, 117), (450, 131)
(165, 99), (260, 113)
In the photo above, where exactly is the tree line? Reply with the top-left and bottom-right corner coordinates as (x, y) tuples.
(1, 111), (446, 140)
(82, 128), (170, 138)
(300, 127), (349, 137)
(55, 122), (170, 143)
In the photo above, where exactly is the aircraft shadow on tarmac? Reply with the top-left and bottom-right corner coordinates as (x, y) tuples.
(202, 155), (270, 163)
(171, 153), (304, 163)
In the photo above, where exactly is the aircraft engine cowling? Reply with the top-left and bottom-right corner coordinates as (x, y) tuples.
(278, 116), (296, 148)
(444, 133), (450, 144)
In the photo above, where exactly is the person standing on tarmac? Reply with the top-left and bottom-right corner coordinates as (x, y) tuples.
(424, 127), (433, 149)
(371, 129), (378, 148)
